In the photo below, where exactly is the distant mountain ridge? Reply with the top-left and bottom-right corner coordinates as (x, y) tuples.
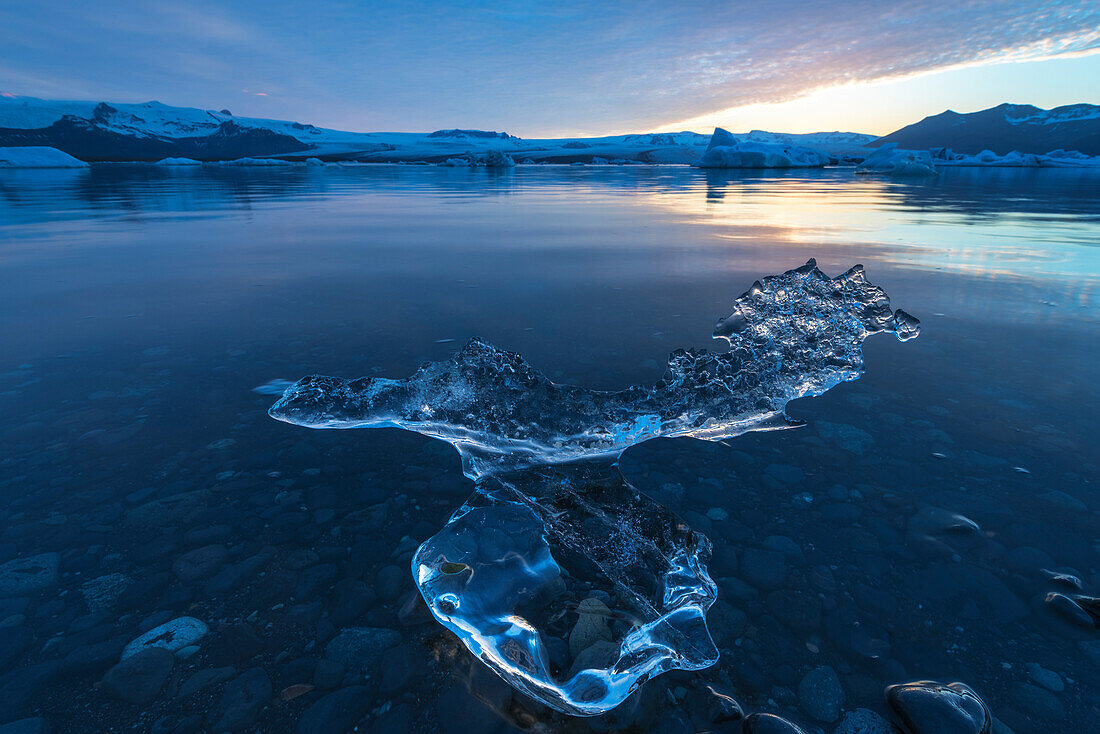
(0, 115), (309, 162)
(0, 96), (875, 163)
(2, 95), (1096, 163)
(873, 103), (1100, 155)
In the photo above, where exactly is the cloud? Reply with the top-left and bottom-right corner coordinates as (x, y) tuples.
(0, 0), (1095, 135)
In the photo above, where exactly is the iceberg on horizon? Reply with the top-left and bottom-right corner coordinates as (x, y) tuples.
(932, 147), (1100, 168)
(856, 143), (937, 176)
(693, 127), (829, 169)
(153, 157), (203, 166)
(268, 260), (919, 716)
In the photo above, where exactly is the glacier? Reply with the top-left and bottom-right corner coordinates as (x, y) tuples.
(0, 145), (88, 168)
(268, 260), (918, 715)
(0, 96), (871, 164)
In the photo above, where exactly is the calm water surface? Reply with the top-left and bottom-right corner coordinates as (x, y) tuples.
(1, 165), (1098, 732)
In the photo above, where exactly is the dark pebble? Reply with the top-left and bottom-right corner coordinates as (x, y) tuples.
(741, 548), (789, 590)
(99, 647), (174, 705)
(295, 563), (339, 600)
(378, 645), (422, 695)
(177, 666), (236, 699)
(372, 703), (413, 734)
(886, 680), (990, 734)
(58, 637), (126, 679)
(172, 544), (229, 584)
(208, 667), (272, 731)
(741, 712), (807, 733)
(0, 719), (51, 734)
(0, 626), (33, 669)
(686, 683), (743, 726)
(324, 627), (401, 676)
(208, 623), (264, 666)
(330, 579), (376, 627)
(797, 665), (845, 722)
(295, 686), (372, 734)
(435, 684), (502, 734)
(374, 565), (405, 602)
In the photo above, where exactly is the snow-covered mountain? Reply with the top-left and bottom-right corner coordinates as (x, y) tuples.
(0, 96), (875, 163)
(6, 95), (1095, 166)
(872, 103), (1100, 155)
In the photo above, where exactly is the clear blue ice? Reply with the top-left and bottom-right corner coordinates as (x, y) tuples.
(269, 259), (918, 715)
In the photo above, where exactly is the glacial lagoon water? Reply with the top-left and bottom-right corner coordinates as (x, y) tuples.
(0, 164), (1098, 732)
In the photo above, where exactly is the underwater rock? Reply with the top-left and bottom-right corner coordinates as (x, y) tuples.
(886, 680), (991, 734)
(797, 665), (845, 722)
(208, 667), (272, 731)
(172, 544), (228, 583)
(323, 627), (401, 675)
(122, 616), (208, 659)
(835, 708), (895, 734)
(1045, 592), (1096, 628)
(0, 554), (59, 598)
(741, 712), (808, 733)
(80, 573), (131, 612)
(99, 647), (174, 704)
(177, 666), (236, 699)
(295, 686), (372, 734)
(569, 597), (614, 658)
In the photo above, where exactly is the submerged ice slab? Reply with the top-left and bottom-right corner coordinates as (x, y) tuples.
(414, 462), (717, 715)
(268, 260), (918, 716)
(270, 259), (918, 478)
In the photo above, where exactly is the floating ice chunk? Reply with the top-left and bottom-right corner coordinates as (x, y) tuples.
(479, 149), (516, 167)
(413, 462), (717, 715)
(270, 260), (919, 477)
(268, 260), (919, 716)
(935, 148), (1100, 168)
(856, 143), (937, 176)
(438, 150), (515, 167)
(206, 157), (293, 166)
(694, 127), (828, 169)
(154, 157), (203, 166)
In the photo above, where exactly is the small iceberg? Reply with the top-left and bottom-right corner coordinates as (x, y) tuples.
(933, 147), (1100, 168)
(154, 157), (203, 166)
(438, 150), (515, 167)
(694, 127), (829, 169)
(856, 143), (937, 176)
(206, 157), (294, 166)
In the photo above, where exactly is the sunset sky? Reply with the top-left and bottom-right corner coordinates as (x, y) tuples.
(1, 0), (1097, 136)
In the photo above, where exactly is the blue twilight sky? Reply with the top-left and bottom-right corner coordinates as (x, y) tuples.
(0, 0), (1097, 136)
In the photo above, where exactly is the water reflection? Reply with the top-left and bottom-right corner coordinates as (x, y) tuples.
(3, 165), (1097, 287)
